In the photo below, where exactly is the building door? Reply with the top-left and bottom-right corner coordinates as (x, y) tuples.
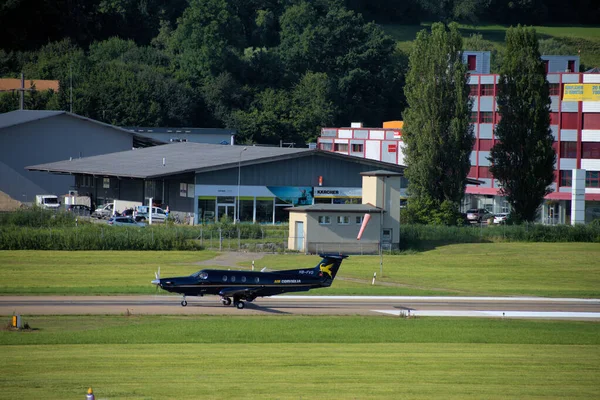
(295, 221), (304, 251)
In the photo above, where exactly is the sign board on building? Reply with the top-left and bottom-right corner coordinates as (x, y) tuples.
(563, 84), (600, 101)
(314, 187), (362, 198)
(388, 144), (397, 152)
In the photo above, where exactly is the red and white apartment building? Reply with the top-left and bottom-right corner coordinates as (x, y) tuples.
(317, 51), (600, 224)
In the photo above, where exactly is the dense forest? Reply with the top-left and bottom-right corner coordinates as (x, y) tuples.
(1, 0), (598, 145)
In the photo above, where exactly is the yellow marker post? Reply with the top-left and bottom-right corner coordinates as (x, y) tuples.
(86, 387), (95, 400)
(12, 315), (16, 327)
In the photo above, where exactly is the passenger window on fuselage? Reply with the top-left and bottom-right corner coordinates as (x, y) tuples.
(231, 276), (236, 283)
(222, 275), (227, 282)
(199, 272), (208, 280)
(254, 277), (260, 283)
(241, 276), (246, 283)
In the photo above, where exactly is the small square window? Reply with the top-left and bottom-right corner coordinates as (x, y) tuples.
(351, 143), (363, 152)
(560, 170), (572, 187)
(479, 112), (493, 123)
(549, 83), (560, 96)
(480, 85), (494, 96)
(318, 216), (331, 224)
(337, 216), (349, 224)
(334, 143), (348, 152)
(319, 142), (332, 151)
(356, 216), (363, 224)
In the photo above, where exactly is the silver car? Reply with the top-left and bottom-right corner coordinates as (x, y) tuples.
(107, 216), (146, 227)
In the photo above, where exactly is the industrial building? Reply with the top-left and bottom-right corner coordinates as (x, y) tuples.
(0, 110), (160, 204)
(317, 53), (600, 224)
(27, 142), (408, 225)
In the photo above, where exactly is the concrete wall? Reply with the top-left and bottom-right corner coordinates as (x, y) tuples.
(1, 114), (133, 202)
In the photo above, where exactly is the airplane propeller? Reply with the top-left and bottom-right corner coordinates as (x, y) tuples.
(151, 267), (160, 290)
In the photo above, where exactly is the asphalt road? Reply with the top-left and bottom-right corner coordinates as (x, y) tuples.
(2, 295), (600, 319)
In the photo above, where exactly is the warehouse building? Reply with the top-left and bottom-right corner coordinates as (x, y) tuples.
(27, 142), (408, 225)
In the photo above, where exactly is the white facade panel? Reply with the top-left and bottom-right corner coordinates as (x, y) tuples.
(583, 74), (600, 83)
(468, 76), (479, 84)
(547, 74), (560, 83)
(369, 130), (384, 140)
(470, 151), (477, 166)
(480, 75), (494, 84)
(478, 151), (490, 166)
(582, 130), (600, 142)
(334, 138), (348, 144)
(381, 141), (398, 164)
(479, 97), (494, 111)
(550, 96), (560, 112)
(354, 129), (369, 139)
(338, 129), (353, 138)
(559, 187), (571, 193)
(480, 178), (492, 187)
(385, 130), (397, 140)
(561, 102), (578, 112)
(560, 129), (578, 141)
(551, 126), (558, 140)
(581, 159), (600, 171)
(561, 73), (580, 83)
(582, 102), (600, 112)
(479, 124), (493, 139)
(365, 140), (381, 161)
(560, 158), (577, 170)
(397, 146), (406, 166)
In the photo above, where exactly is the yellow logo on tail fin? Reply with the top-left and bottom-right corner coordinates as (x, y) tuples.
(319, 262), (334, 278)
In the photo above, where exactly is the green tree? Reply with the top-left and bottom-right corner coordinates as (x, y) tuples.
(489, 25), (555, 223)
(402, 22), (474, 225)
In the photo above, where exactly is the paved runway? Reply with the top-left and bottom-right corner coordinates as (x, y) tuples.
(2, 295), (600, 319)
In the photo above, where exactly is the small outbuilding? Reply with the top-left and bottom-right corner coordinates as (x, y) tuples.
(288, 170), (402, 254)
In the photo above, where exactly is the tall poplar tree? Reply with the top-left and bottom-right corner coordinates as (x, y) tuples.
(489, 26), (555, 223)
(403, 22), (474, 224)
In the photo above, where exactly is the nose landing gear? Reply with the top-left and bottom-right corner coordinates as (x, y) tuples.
(181, 295), (187, 307)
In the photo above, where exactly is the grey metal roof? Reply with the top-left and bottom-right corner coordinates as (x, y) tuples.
(0, 110), (164, 147)
(0, 110), (65, 129)
(124, 126), (236, 135)
(27, 142), (313, 178)
(26, 142), (408, 179)
(287, 203), (383, 213)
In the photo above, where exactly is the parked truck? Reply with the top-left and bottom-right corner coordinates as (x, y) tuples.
(92, 200), (143, 219)
(35, 195), (60, 210)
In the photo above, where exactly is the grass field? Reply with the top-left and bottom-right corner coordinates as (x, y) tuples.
(383, 23), (600, 69)
(1, 243), (598, 297)
(1, 316), (599, 399)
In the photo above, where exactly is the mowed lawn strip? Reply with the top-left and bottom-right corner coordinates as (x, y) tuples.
(1, 243), (599, 297)
(1, 316), (599, 400)
(0, 250), (217, 295)
(259, 243), (600, 298)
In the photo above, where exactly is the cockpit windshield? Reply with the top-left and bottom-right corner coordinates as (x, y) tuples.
(192, 271), (209, 280)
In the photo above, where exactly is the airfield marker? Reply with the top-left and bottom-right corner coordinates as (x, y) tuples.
(86, 387), (94, 400)
(372, 272), (376, 285)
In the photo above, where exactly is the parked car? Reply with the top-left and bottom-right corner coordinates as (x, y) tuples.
(493, 213), (510, 224)
(66, 204), (91, 216)
(92, 203), (114, 219)
(135, 206), (167, 223)
(466, 208), (494, 223)
(107, 216), (146, 227)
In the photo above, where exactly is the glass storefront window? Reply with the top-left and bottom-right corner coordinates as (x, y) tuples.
(239, 199), (254, 222)
(275, 205), (289, 224)
(256, 199), (274, 224)
(198, 197), (216, 224)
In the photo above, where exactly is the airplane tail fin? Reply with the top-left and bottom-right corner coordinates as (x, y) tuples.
(315, 254), (348, 286)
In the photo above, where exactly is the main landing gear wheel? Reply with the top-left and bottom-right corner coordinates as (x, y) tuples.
(181, 300), (187, 307)
(235, 301), (245, 309)
(221, 297), (232, 306)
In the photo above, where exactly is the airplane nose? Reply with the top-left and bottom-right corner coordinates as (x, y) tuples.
(151, 279), (160, 285)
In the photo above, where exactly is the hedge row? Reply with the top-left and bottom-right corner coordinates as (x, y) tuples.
(400, 223), (600, 249)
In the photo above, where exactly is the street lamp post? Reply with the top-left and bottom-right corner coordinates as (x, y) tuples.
(236, 147), (247, 223)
